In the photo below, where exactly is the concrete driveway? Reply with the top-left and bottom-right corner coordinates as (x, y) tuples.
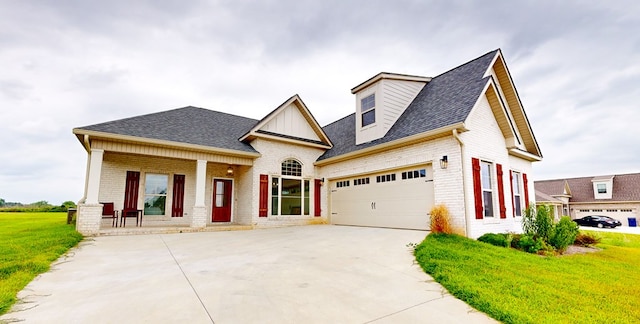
(1, 225), (496, 323)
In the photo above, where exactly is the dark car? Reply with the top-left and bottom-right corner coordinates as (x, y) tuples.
(573, 215), (622, 228)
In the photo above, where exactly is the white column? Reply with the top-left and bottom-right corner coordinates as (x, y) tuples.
(195, 160), (207, 206)
(191, 160), (208, 228)
(85, 149), (104, 204)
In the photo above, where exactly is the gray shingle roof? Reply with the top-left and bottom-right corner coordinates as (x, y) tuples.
(535, 173), (640, 203)
(318, 49), (498, 161)
(76, 106), (259, 153)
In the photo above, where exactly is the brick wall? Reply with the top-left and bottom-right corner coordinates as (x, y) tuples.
(248, 138), (326, 226)
(461, 95), (534, 238)
(318, 136), (466, 230)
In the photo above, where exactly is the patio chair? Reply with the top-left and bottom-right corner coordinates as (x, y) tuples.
(120, 208), (142, 227)
(101, 202), (119, 227)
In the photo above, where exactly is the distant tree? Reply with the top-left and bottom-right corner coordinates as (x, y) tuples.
(31, 200), (50, 207)
(0, 198), (5, 207)
(62, 201), (77, 209)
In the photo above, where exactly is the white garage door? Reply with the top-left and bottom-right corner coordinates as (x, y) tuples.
(330, 165), (434, 230)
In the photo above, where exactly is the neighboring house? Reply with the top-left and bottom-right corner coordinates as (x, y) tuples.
(535, 173), (640, 226)
(73, 49), (542, 238)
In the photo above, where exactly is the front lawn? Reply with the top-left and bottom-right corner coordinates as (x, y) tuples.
(0, 212), (83, 315)
(414, 231), (640, 323)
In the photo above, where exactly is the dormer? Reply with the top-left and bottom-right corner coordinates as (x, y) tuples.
(351, 73), (430, 145)
(591, 175), (614, 200)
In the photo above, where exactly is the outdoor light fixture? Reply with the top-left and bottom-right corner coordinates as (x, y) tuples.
(440, 155), (448, 169)
(227, 166), (234, 176)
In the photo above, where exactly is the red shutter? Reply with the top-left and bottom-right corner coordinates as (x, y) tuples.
(510, 170), (515, 217)
(497, 164), (506, 219)
(124, 171), (140, 210)
(523, 173), (530, 208)
(172, 174), (185, 217)
(472, 158), (483, 219)
(314, 179), (322, 217)
(259, 174), (268, 217)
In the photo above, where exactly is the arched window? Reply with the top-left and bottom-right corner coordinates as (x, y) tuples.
(281, 159), (302, 176)
(271, 159), (309, 216)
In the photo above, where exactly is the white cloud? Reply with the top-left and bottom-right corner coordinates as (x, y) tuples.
(1, 1), (639, 203)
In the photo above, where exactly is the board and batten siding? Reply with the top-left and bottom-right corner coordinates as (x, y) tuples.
(259, 103), (321, 142)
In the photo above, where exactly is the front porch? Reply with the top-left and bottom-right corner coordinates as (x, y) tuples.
(96, 222), (255, 236)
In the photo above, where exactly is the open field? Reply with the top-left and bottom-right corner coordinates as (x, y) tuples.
(0, 212), (83, 315)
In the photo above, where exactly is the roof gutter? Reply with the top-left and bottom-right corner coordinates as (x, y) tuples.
(452, 128), (471, 238)
(315, 123), (466, 166)
(73, 128), (261, 159)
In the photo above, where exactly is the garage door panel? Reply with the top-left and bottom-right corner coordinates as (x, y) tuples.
(330, 165), (434, 230)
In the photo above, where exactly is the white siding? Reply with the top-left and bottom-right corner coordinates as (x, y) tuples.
(355, 79), (426, 145)
(260, 103), (321, 142)
(380, 79), (425, 134)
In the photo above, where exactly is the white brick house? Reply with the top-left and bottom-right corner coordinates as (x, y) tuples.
(73, 49), (542, 238)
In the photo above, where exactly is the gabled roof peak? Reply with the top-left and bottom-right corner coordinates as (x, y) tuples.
(351, 72), (431, 94)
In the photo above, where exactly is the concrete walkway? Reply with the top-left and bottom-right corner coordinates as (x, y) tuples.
(1, 225), (496, 323)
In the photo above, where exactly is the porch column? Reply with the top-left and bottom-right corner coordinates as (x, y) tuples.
(86, 149), (104, 204)
(77, 148), (104, 235)
(191, 159), (207, 228)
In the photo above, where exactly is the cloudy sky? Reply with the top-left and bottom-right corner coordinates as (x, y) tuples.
(1, 1), (639, 205)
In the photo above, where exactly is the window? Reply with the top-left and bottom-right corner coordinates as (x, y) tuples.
(272, 159), (310, 216)
(597, 183), (607, 194)
(336, 180), (350, 188)
(376, 173), (396, 183)
(354, 177), (370, 186)
(144, 174), (168, 215)
(512, 171), (522, 216)
(282, 159), (302, 176)
(402, 169), (426, 180)
(361, 94), (375, 127)
(481, 162), (494, 217)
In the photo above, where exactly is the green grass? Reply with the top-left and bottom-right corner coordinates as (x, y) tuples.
(414, 231), (640, 323)
(0, 212), (83, 315)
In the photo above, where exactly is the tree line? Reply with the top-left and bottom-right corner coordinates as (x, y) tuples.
(0, 198), (77, 212)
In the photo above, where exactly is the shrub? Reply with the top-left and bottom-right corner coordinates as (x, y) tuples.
(574, 232), (602, 247)
(430, 204), (452, 234)
(535, 205), (554, 241)
(478, 233), (512, 247)
(522, 204), (554, 241)
(510, 233), (522, 248)
(516, 234), (544, 253)
(522, 205), (536, 237)
(549, 216), (579, 252)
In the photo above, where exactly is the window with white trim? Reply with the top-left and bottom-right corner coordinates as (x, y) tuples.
(361, 94), (376, 127)
(144, 173), (168, 215)
(481, 161), (494, 217)
(271, 159), (310, 216)
(512, 171), (522, 216)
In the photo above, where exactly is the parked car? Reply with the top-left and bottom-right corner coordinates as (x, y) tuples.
(573, 215), (622, 228)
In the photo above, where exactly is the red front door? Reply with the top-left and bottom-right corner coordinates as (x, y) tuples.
(212, 179), (232, 222)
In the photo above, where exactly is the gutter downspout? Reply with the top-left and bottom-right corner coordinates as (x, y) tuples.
(453, 129), (471, 237)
